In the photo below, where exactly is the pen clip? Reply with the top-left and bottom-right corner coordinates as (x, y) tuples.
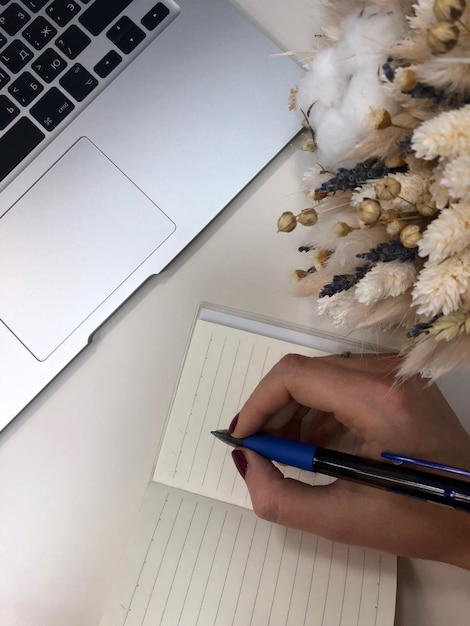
(382, 452), (470, 479)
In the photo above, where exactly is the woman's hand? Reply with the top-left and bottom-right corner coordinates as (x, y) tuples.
(231, 353), (470, 569)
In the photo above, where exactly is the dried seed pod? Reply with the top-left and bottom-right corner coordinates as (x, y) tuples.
(416, 192), (438, 217)
(384, 154), (407, 169)
(433, 0), (466, 23)
(277, 211), (297, 232)
(293, 269), (308, 280)
(333, 222), (353, 237)
(375, 177), (402, 201)
(297, 207), (318, 226)
(400, 224), (422, 247)
(314, 249), (331, 269)
(427, 21), (459, 54)
(357, 198), (381, 225)
(386, 219), (406, 236)
(367, 107), (392, 130)
(393, 68), (418, 93)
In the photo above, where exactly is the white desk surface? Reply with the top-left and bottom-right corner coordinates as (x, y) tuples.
(1, 2), (469, 625)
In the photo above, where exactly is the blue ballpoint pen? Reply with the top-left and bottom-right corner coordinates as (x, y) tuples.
(211, 430), (470, 511)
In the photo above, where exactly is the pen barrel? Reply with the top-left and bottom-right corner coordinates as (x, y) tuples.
(313, 449), (470, 511)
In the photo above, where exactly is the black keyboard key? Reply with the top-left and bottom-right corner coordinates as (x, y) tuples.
(22, 16), (57, 49)
(0, 65), (9, 87)
(46, 0), (80, 27)
(0, 33), (6, 48)
(141, 3), (170, 31)
(55, 24), (90, 59)
(32, 47), (67, 82)
(0, 94), (19, 129)
(19, 0), (49, 12)
(107, 16), (145, 55)
(0, 3), (30, 36)
(79, 0), (133, 36)
(0, 39), (33, 73)
(59, 62), (97, 101)
(8, 70), (43, 105)
(0, 116), (44, 181)
(30, 86), (74, 130)
(94, 49), (121, 78)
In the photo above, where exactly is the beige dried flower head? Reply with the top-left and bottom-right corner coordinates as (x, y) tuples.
(357, 199), (381, 225)
(426, 21), (460, 54)
(376, 177), (402, 201)
(393, 68), (418, 93)
(288, 85), (299, 111)
(400, 224), (422, 247)
(433, 0), (466, 23)
(334, 222), (354, 237)
(429, 309), (470, 342)
(300, 137), (316, 152)
(416, 192), (438, 217)
(297, 208), (318, 226)
(412, 106), (470, 160)
(277, 212), (297, 232)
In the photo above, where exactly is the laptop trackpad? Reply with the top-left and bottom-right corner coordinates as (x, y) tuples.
(0, 138), (175, 361)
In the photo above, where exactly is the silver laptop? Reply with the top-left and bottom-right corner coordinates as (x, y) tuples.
(0, 0), (302, 430)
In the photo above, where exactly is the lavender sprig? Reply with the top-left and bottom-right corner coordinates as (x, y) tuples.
(319, 264), (371, 298)
(407, 315), (442, 338)
(314, 158), (408, 195)
(356, 240), (419, 264)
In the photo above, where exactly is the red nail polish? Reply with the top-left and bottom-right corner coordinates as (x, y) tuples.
(232, 449), (247, 479)
(228, 414), (239, 434)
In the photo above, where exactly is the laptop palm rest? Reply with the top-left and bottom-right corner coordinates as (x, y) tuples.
(0, 137), (175, 361)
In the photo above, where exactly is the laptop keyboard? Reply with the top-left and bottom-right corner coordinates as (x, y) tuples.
(0, 0), (178, 183)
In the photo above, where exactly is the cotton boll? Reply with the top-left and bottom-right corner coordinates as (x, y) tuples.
(295, 3), (407, 168)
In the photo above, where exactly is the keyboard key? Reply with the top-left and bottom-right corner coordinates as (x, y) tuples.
(19, 0), (49, 12)
(22, 16), (57, 50)
(8, 70), (43, 105)
(0, 32), (6, 48)
(79, 0), (133, 36)
(55, 24), (90, 59)
(0, 39), (33, 73)
(94, 49), (121, 78)
(0, 94), (19, 129)
(0, 3), (30, 36)
(141, 3), (170, 31)
(30, 86), (74, 130)
(46, 0), (80, 27)
(59, 62), (97, 101)
(107, 16), (145, 55)
(0, 65), (9, 87)
(32, 47), (67, 82)
(0, 116), (44, 182)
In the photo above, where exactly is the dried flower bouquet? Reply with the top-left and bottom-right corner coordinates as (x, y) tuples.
(281, 0), (470, 380)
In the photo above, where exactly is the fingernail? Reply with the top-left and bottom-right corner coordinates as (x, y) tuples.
(232, 449), (247, 479)
(228, 414), (239, 434)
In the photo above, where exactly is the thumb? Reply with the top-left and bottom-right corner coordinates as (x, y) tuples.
(233, 448), (347, 540)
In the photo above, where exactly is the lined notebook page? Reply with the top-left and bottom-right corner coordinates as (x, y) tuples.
(103, 483), (396, 626)
(154, 319), (339, 507)
(100, 317), (396, 626)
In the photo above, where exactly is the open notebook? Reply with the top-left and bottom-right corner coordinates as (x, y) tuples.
(100, 304), (396, 626)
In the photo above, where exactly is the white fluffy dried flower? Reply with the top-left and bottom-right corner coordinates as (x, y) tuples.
(412, 248), (470, 316)
(418, 202), (470, 262)
(355, 260), (417, 304)
(441, 155), (470, 199)
(412, 105), (470, 160)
